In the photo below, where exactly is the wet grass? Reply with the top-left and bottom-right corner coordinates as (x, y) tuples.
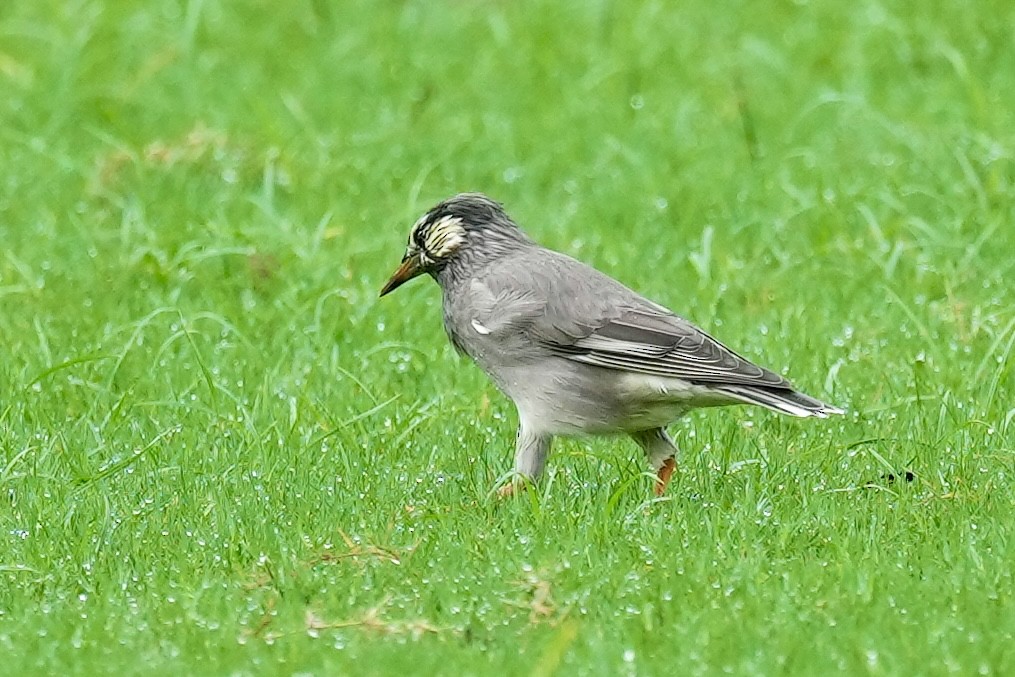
(2, 0), (1014, 674)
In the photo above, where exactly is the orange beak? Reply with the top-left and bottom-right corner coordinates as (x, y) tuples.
(379, 256), (424, 297)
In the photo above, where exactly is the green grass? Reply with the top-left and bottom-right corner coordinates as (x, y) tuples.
(3, 0), (1015, 674)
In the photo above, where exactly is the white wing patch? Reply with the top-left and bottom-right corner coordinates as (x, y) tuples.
(471, 318), (491, 335)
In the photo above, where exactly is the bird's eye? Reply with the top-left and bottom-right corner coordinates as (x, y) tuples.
(405, 245), (432, 265)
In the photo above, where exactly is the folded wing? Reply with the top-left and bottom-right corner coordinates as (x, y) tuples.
(480, 249), (841, 418)
(552, 309), (840, 416)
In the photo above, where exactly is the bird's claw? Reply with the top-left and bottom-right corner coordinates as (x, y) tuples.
(496, 479), (529, 498)
(654, 457), (677, 496)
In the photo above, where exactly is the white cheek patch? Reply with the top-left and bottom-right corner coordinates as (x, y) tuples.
(471, 318), (491, 335)
(424, 216), (466, 257)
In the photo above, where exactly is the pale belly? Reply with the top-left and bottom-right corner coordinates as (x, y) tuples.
(492, 364), (736, 436)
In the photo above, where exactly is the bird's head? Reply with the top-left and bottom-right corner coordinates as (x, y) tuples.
(379, 192), (529, 296)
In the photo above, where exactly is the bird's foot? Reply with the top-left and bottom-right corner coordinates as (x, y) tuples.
(495, 477), (535, 497)
(654, 457), (677, 496)
(496, 479), (528, 499)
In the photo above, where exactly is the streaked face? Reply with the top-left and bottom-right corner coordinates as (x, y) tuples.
(409, 213), (467, 263)
(379, 211), (467, 296)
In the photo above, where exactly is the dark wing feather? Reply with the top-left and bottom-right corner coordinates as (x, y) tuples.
(478, 249), (790, 387)
(547, 308), (792, 388)
(473, 248), (840, 416)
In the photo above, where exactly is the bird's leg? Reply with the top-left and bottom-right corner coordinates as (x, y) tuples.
(655, 457), (677, 495)
(498, 426), (552, 498)
(630, 428), (679, 496)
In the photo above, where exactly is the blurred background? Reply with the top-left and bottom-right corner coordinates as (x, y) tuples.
(2, 0), (1014, 673)
(4, 0), (1011, 405)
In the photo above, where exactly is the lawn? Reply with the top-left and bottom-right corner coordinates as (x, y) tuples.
(2, 0), (1014, 674)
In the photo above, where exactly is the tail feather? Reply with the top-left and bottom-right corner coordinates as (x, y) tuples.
(713, 385), (844, 418)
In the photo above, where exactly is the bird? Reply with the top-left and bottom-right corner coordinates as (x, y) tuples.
(380, 193), (843, 497)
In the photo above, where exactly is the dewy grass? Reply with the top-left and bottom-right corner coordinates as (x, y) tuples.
(2, 0), (1014, 674)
